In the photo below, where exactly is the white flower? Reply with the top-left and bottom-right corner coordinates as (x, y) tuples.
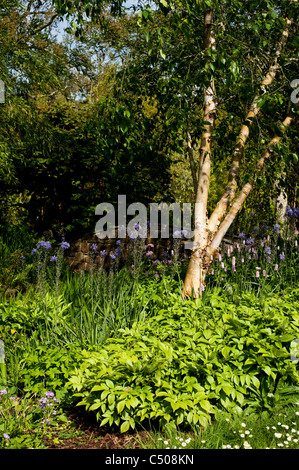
(234, 445), (240, 449)
(296, 411), (299, 415)
(243, 441), (252, 449)
(182, 442), (186, 447)
(272, 426), (276, 429)
(240, 434), (245, 438)
(275, 433), (282, 438)
(163, 440), (168, 445)
(277, 443), (284, 447)
(245, 430), (250, 435)
(294, 439), (298, 443)
(241, 423), (246, 427)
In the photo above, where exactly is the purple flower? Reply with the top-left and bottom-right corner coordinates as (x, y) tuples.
(60, 241), (70, 250)
(50, 255), (58, 262)
(181, 229), (188, 238)
(279, 253), (285, 260)
(3, 433), (10, 439)
(99, 250), (107, 256)
(285, 205), (293, 217)
(31, 248), (37, 255)
(246, 237), (255, 245)
(39, 397), (48, 407)
(238, 232), (246, 239)
(134, 223), (140, 231)
(0, 390), (7, 395)
(274, 264), (278, 271)
(261, 224), (268, 231)
(264, 247), (271, 255)
(252, 227), (259, 234)
(45, 391), (55, 398)
(110, 254), (116, 260)
(273, 224), (280, 234)
(116, 240), (121, 246)
(173, 230), (181, 238)
(115, 247), (122, 257)
(90, 244), (97, 252)
(37, 241), (51, 250)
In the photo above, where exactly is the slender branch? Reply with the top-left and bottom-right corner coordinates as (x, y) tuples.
(207, 111), (296, 258)
(207, 15), (293, 234)
(31, 13), (58, 34)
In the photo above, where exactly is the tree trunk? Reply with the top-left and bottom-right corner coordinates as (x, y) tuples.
(182, 9), (217, 298)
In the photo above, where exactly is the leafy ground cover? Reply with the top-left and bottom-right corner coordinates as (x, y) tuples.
(0, 217), (299, 449)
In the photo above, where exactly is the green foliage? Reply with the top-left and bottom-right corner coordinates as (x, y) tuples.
(68, 287), (299, 432)
(19, 345), (82, 403)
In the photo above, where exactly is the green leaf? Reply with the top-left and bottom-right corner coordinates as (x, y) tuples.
(120, 421), (130, 433)
(117, 400), (126, 414)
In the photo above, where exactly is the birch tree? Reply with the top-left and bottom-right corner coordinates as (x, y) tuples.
(52, 0), (299, 297)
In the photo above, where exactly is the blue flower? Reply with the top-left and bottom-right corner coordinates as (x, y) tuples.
(60, 241), (70, 250)
(99, 250), (107, 256)
(238, 232), (246, 239)
(90, 244), (97, 252)
(116, 240), (121, 246)
(261, 224), (268, 231)
(273, 224), (280, 234)
(115, 247), (122, 257)
(50, 255), (58, 262)
(246, 237), (255, 245)
(285, 205), (293, 217)
(37, 241), (51, 250)
(31, 248), (37, 255)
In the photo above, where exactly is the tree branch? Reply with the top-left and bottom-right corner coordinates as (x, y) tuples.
(207, 15), (294, 234)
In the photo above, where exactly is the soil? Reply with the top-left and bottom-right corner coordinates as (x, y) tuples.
(43, 407), (151, 450)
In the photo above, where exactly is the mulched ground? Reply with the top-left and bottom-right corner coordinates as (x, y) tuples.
(43, 407), (151, 449)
